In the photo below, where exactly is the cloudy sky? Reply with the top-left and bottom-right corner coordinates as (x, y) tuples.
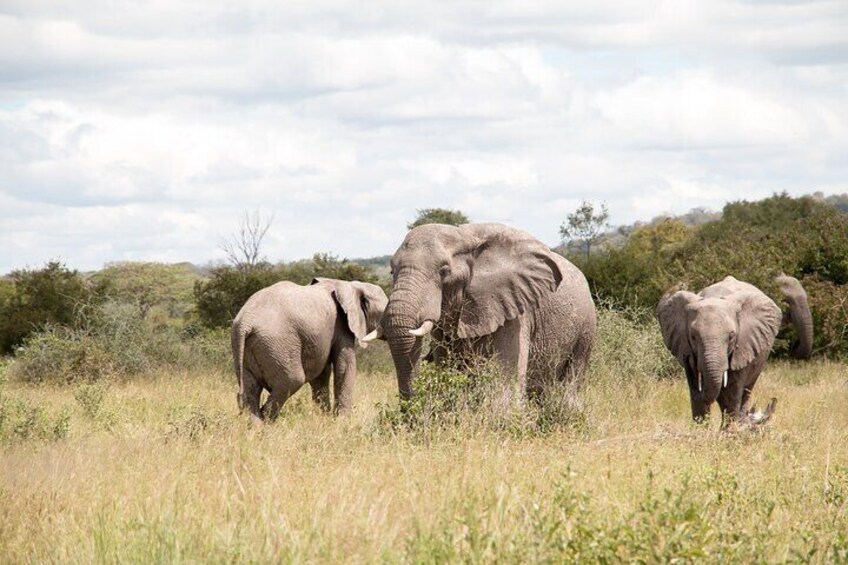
(1, 1), (846, 273)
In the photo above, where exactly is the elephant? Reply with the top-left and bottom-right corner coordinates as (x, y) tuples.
(774, 273), (813, 359)
(361, 222), (597, 403)
(231, 277), (388, 423)
(656, 276), (787, 427)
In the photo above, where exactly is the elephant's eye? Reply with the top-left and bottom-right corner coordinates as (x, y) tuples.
(439, 264), (451, 278)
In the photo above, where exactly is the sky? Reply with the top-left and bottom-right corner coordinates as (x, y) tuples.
(1, 1), (847, 273)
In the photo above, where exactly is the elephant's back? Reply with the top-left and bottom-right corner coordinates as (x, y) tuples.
(236, 282), (336, 334)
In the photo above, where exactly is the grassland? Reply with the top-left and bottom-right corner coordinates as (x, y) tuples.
(1, 338), (847, 562)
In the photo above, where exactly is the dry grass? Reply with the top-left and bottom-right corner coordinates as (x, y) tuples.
(1, 347), (847, 562)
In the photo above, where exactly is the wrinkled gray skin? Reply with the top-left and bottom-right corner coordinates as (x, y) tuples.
(657, 276), (783, 427)
(775, 273), (814, 360)
(375, 223), (597, 401)
(231, 278), (388, 423)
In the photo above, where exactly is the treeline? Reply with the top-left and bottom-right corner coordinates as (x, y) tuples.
(567, 193), (848, 357)
(0, 194), (846, 382)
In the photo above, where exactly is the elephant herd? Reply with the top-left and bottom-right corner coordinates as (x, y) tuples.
(231, 222), (812, 429)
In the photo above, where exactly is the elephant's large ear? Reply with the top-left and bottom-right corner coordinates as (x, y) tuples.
(457, 229), (563, 339)
(332, 283), (368, 340)
(656, 290), (699, 364)
(731, 291), (781, 370)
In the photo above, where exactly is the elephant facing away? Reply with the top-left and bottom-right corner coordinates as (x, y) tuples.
(362, 223), (597, 403)
(231, 278), (388, 423)
(657, 276), (784, 427)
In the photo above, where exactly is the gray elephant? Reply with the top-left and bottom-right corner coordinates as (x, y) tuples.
(361, 223), (597, 402)
(231, 277), (388, 423)
(657, 276), (789, 427)
(775, 273), (813, 359)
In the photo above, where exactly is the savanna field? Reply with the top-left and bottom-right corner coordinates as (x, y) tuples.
(2, 310), (847, 563)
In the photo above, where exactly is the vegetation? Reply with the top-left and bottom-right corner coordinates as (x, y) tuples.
(570, 193), (848, 357)
(1, 309), (846, 561)
(408, 208), (470, 229)
(1, 192), (847, 561)
(0, 262), (93, 354)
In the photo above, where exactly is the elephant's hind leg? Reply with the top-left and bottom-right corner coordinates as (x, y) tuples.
(241, 369), (264, 425)
(310, 364), (332, 412)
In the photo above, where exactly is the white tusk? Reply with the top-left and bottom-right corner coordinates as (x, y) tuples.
(723, 370), (728, 388)
(697, 371), (702, 392)
(409, 320), (434, 337)
(361, 327), (383, 342)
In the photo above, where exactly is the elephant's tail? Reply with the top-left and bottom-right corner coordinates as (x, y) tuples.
(231, 322), (250, 413)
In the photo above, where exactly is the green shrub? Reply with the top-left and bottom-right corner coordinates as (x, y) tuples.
(593, 304), (678, 380)
(11, 301), (231, 384)
(0, 393), (70, 442)
(0, 261), (93, 354)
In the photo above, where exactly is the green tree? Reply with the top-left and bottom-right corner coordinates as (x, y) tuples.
(408, 208), (470, 229)
(0, 261), (93, 354)
(559, 201), (610, 260)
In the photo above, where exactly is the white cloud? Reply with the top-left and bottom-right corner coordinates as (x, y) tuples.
(0, 1), (847, 272)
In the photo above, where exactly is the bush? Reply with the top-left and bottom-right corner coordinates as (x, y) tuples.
(0, 261), (93, 354)
(11, 300), (231, 384)
(593, 305), (678, 380)
(0, 393), (70, 442)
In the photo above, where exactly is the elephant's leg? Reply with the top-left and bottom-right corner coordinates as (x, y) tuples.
(332, 345), (357, 415)
(310, 364), (332, 412)
(717, 375), (746, 428)
(241, 370), (264, 425)
(685, 365), (716, 423)
(260, 387), (295, 421)
(490, 317), (528, 397)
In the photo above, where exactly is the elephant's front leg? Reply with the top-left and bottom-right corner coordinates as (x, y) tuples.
(685, 365), (713, 423)
(717, 374), (746, 428)
(332, 345), (357, 415)
(310, 364), (332, 413)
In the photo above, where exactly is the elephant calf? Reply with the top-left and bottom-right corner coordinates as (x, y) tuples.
(231, 277), (388, 423)
(656, 275), (809, 428)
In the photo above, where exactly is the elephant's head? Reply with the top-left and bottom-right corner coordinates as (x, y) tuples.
(775, 273), (813, 359)
(311, 278), (388, 342)
(657, 289), (781, 400)
(363, 223), (562, 398)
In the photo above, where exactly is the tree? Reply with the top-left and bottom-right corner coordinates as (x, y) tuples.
(559, 201), (610, 260)
(0, 261), (93, 354)
(408, 208), (469, 230)
(220, 210), (274, 271)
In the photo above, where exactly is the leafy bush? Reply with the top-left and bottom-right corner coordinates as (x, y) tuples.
(593, 304), (678, 380)
(0, 261), (93, 354)
(11, 300), (231, 384)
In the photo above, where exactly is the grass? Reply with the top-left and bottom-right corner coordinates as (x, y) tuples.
(1, 342), (847, 562)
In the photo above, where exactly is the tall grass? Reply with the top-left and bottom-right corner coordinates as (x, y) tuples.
(1, 307), (847, 562)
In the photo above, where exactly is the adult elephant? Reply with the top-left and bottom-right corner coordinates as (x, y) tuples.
(231, 278), (388, 423)
(657, 276), (786, 427)
(362, 223), (597, 402)
(774, 273), (813, 360)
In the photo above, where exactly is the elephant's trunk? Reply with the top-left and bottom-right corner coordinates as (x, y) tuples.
(700, 341), (729, 397)
(787, 294), (814, 360)
(384, 289), (428, 399)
